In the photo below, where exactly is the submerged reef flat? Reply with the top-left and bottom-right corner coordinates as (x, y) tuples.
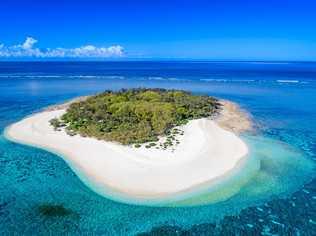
(215, 100), (252, 134)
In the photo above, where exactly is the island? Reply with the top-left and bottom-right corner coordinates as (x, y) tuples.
(5, 89), (251, 205)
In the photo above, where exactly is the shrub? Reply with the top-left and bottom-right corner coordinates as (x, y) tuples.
(51, 88), (219, 145)
(49, 118), (62, 130)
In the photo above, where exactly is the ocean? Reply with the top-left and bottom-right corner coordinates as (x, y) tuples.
(0, 61), (316, 235)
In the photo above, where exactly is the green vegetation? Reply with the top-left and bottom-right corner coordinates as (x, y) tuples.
(49, 118), (64, 131)
(51, 88), (219, 145)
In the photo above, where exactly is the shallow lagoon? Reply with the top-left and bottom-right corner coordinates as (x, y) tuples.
(1, 61), (316, 235)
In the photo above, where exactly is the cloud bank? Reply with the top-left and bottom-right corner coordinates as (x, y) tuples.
(0, 37), (124, 58)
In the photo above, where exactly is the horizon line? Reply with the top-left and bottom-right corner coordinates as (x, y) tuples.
(0, 59), (316, 63)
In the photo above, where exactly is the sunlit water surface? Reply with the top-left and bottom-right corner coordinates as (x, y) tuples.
(1, 62), (316, 235)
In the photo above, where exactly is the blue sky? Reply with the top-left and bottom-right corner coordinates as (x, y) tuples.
(0, 0), (316, 60)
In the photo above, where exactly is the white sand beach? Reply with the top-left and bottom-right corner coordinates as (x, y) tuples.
(5, 102), (249, 204)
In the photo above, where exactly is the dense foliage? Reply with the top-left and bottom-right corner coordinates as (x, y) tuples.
(51, 89), (219, 145)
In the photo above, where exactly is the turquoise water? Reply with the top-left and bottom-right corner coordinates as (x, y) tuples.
(1, 62), (316, 235)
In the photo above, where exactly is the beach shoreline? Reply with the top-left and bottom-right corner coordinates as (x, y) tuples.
(5, 97), (251, 206)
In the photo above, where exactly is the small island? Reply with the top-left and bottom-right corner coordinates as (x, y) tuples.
(5, 89), (250, 206)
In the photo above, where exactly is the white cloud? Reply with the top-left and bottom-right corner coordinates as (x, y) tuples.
(21, 37), (38, 50)
(68, 45), (124, 57)
(0, 37), (125, 58)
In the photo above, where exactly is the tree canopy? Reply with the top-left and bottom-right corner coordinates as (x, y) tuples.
(51, 88), (220, 145)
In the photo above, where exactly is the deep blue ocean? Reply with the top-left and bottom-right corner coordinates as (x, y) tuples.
(0, 61), (316, 235)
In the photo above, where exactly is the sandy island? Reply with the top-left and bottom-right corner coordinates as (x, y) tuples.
(5, 99), (251, 205)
